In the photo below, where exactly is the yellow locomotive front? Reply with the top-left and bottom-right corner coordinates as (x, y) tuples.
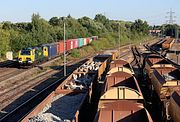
(18, 48), (35, 65)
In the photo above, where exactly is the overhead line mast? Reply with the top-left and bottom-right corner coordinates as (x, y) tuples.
(166, 8), (176, 25)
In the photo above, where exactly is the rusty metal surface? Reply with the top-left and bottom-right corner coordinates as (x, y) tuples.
(107, 67), (133, 76)
(110, 59), (129, 69)
(154, 67), (180, 81)
(155, 67), (176, 75)
(106, 73), (136, 90)
(22, 92), (55, 122)
(169, 88), (180, 122)
(152, 69), (166, 85)
(171, 89), (180, 107)
(96, 101), (152, 122)
(105, 71), (142, 94)
(162, 38), (175, 49)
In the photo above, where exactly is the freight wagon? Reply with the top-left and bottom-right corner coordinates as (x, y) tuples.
(169, 88), (180, 122)
(109, 59), (133, 73)
(162, 38), (175, 50)
(150, 67), (180, 100)
(95, 59), (152, 122)
(95, 100), (153, 122)
(22, 54), (111, 122)
(143, 51), (180, 121)
(100, 59), (143, 103)
(103, 49), (121, 61)
(143, 53), (173, 75)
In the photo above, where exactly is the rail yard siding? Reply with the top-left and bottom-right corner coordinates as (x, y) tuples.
(22, 53), (112, 122)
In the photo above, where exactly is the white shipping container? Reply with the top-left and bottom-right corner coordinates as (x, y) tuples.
(6, 51), (13, 60)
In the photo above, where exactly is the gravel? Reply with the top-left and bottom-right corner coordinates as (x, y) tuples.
(29, 93), (86, 122)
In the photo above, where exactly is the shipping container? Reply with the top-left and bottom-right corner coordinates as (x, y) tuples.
(58, 41), (64, 54)
(78, 38), (84, 48)
(73, 39), (78, 49)
(66, 40), (74, 51)
(89, 38), (92, 43)
(91, 36), (98, 41)
(43, 43), (58, 59)
(55, 42), (60, 55)
(83, 38), (87, 46)
(86, 38), (91, 45)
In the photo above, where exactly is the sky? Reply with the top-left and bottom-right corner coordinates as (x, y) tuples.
(0, 0), (180, 25)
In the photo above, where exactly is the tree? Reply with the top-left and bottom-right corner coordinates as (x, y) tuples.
(49, 17), (60, 26)
(131, 19), (149, 34)
(0, 29), (11, 56)
(164, 24), (178, 37)
(31, 13), (53, 44)
(2, 21), (12, 30)
(94, 14), (107, 24)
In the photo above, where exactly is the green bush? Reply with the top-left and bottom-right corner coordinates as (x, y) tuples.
(71, 49), (80, 58)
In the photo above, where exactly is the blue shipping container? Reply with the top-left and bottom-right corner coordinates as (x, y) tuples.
(44, 43), (58, 59)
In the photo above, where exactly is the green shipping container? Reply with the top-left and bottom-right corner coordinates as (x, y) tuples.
(78, 38), (84, 48)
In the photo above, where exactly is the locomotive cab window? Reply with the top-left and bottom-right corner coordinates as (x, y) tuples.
(21, 50), (31, 55)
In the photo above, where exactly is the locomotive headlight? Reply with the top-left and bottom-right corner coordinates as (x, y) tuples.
(27, 58), (32, 63)
(18, 58), (22, 63)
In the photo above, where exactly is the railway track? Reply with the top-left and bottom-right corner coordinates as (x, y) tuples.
(0, 47), (132, 122)
(0, 39), (158, 121)
(0, 68), (26, 82)
(0, 60), (16, 68)
(0, 58), (89, 121)
(0, 44), (130, 83)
